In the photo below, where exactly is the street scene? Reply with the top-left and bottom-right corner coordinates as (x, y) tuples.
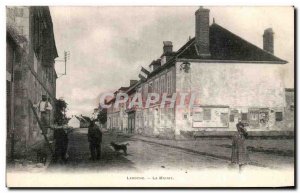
(6, 6), (294, 187)
(47, 128), (293, 172)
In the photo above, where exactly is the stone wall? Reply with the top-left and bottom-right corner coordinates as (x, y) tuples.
(7, 7), (58, 160)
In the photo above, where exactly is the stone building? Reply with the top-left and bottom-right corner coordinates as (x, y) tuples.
(106, 7), (292, 139)
(6, 6), (58, 158)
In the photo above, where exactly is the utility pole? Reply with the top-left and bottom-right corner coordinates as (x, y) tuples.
(55, 50), (70, 78)
(64, 51), (70, 75)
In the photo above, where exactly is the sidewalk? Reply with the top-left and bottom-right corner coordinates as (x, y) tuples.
(131, 134), (294, 169)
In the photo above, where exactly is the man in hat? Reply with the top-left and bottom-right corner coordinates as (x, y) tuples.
(88, 119), (102, 160)
(53, 123), (68, 163)
(34, 94), (53, 134)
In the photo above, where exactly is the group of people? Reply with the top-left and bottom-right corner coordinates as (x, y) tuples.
(51, 119), (103, 163)
(34, 94), (103, 163)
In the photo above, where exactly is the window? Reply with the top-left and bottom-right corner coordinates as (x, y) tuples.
(166, 108), (174, 127)
(158, 78), (161, 94)
(241, 113), (248, 121)
(203, 108), (211, 120)
(155, 78), (160, 93)
(149, 109), (154, 128)
(183, 113), (188, 120)
(148, 82), (153, 93)
(157, 109), (160, 125)
(166, 72), (172, 94)
(155, 79), (159, 94)
(165, 75), (168, 94)
(275, 112), (283, 121)
(143, 84), (148, 98)
(160, 108), (165, 127)
(144, 110), (148, 127)
(229, 114), (234, 122)
(160, 76), (165, 94)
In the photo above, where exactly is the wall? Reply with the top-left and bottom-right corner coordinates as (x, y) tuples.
(284, 90), (294, 130)
(138, 65), (176, 137)
(175, 61), (286, 134)
(6, 7), (58, 159)
(7, 7), (30, 42)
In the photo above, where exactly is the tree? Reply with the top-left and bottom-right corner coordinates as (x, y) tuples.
(97, 108), (107, 125)
(54, 99), (68, 125)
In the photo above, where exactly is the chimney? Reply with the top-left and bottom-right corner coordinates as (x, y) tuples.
(263, 28), (274, 54)
(149, 59), (161, 72)
(130, 80), (138, 86)
(163, 41), (173, 54)
(195, 6), (211, 58)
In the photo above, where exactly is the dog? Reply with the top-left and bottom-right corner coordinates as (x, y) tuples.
(110, 142), (129, 155)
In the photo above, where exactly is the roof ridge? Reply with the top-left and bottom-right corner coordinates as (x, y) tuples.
(211, 23), (287, 63)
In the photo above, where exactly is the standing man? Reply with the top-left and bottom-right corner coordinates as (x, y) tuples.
(53, 123), (68, 163)
(35, 94), (53, 134)
(88, 120), (102, 160)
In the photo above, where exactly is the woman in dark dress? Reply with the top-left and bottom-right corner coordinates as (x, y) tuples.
(231, 119), (250, 172)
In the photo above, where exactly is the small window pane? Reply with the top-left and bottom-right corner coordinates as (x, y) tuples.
(275, 112), (283, 121)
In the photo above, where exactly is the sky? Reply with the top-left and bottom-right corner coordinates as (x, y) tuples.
(50, 6), (294, 117)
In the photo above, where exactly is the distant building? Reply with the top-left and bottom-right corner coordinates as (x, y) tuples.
(107, 7), (291, 138)
(68, 115), (81, 128)
(6, 6), (58, 158)
(77, 115), (91, 128)
(107, 86), (130, 132)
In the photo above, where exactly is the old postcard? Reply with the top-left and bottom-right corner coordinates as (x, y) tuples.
(6, 6), (295, 187)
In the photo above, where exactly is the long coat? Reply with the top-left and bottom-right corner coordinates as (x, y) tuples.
(231, 133), (249, 165)
(88, 125), (102, 145)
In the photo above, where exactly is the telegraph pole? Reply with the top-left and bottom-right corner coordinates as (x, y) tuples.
(55, 50), (70, 78)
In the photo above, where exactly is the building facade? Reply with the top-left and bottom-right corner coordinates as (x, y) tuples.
(106, 7), (292, 139)
(6, 6), (58, 158)
(284, 88), (294, 130)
